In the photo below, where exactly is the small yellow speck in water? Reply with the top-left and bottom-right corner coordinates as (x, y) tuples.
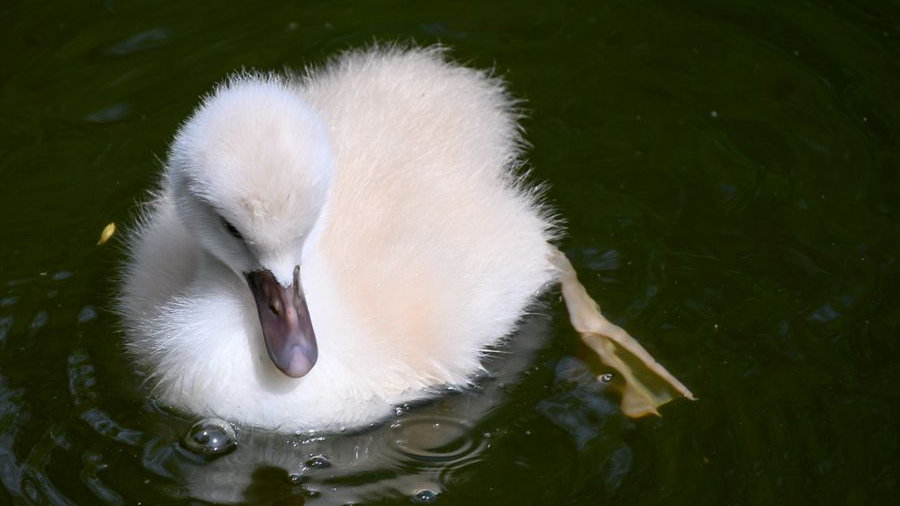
(97, 222), (116, 245)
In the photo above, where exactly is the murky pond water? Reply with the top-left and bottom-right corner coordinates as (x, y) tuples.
(1, 0), (897, 504)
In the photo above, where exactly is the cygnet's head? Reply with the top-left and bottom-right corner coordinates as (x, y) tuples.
(167, 73), (332, 378)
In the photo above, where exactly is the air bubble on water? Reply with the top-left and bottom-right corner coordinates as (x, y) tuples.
(411, 489), (437, 504)
(599, 373), (614, 383)
(181, 418), (237, 458)
(305, 454), (331, 469)
(287, 473), (303, 484)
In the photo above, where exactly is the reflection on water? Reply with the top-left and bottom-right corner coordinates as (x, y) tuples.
(1, 0), (898, 504)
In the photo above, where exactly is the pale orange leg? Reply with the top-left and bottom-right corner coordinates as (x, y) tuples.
(550, 247), (696, 417)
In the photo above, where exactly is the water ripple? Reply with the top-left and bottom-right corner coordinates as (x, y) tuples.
(388, 416), (483, 468)
(105, 28), (171, 55)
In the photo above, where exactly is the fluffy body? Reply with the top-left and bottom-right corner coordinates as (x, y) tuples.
(120, 46), (558, 431)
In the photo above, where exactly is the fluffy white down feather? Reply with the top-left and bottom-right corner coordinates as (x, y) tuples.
(119, 46), (558, 431)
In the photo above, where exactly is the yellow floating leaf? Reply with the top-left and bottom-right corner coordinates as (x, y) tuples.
(97, 222), (116, 246)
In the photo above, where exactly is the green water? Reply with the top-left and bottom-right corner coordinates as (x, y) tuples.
(1, 0), (897, 504)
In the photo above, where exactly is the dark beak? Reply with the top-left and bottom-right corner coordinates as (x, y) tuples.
(246, 266), (317, 377)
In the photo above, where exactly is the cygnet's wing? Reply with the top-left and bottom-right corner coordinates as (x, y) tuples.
(119, 188), (198, 321)
(300, 46), (556, 381)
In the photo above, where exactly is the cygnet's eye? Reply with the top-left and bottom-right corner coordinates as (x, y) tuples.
(221, 217), (244, 241)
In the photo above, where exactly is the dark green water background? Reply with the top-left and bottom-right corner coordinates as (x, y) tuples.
(1, 0), (897, 504)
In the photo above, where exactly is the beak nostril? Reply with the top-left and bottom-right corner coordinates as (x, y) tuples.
(269, 299), (282, 315)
